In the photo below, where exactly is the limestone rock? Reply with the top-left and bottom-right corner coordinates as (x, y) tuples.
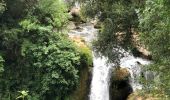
(69, 35), (86, 48)
(114, 68), (130, 80)
(69, 7), (80, 18)
(110, 68), (133, 100)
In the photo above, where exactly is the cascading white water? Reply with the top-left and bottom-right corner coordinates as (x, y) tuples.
(68, 22), (112, 100)
(68, 22), (151, 100)
(120, 55), (151, 91)
(89, 55), (113, 100)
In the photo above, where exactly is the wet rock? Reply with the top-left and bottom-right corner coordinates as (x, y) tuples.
(68, 7), (86, 23)
(67, 21), (76, 30)
(68, 34), (92, 100)
(69, 67), (91, 100)
(75, 26), (84, 32)
(93, 21), (102, 29)
(70, 7), (80, 18)
(114, 68), (130, 81)
(131, 47), (152, 60)
(110, 68), (133, 100)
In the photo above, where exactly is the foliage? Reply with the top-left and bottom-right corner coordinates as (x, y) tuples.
(81, 0), (139, 65)
(128, 89), (168, 100)
(138, 0), (170, 97)
(79, 45), (93, 69)
(0, 0), (5, 15)
(19, 21), (81, 99)
(16, 90), (29, 100)
(138, 0), (170, 60)
(0, 0), (87, 100)
(0, 55), (4, 73)
(37, 0), (69, 28)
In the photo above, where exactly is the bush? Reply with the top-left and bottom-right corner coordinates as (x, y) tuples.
(0, 0), (87, 99)
(79, 46), (93, 69)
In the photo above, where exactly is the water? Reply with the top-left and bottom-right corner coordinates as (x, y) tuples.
(68, 22), (151, 100)
(68, 23), (112, 100)
(90, 54), (113, 100)
(120, 55), (151, 91)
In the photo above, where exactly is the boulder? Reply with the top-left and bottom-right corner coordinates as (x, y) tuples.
(110, 68), (133, 100)
(69, 6), (86, 23)
(69, 66), (91, 100)
(92, 20), (102, 29)
(131, 31), (152, 60)
(69, 7), (80, 18)
(114, 68), (130, 81)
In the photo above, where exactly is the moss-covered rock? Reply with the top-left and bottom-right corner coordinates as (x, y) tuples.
(110, 68), (132, 100)
(68, 36), (92, 100)
(69, 66), (91, 100)
(69, 36), (92, 68)
(114, 68), (130, 81)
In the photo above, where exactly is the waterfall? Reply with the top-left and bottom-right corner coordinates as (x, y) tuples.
(89, 55), (113, 100)
(68, 22), (112, 100)
(120, 55), (151, 91)
(68, 22), (151, 100)
(75, 1), (80, 8)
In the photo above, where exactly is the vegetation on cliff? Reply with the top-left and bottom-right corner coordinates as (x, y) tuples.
(0, 0), (92, 99)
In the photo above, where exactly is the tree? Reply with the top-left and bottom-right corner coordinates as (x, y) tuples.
(138, 0), (170, 97)
(0, 0), (89, 99)
(80, 0), (139, 66)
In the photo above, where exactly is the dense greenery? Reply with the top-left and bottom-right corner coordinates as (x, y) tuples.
(0, 0), (92, 100)
(138, 0), (170, 97)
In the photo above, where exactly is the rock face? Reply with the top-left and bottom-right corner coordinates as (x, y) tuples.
(69, 66), (91, 100)
(69, 6), (84, 22)
(114, 68), (130, 81)
(69, 7), (80, 18)
(68, 34), (92, 100)
(114, 30), (152, 60)
(131, 31), (152, 60)
(110, 68), (133, 100)
(91, 19), (102, 29)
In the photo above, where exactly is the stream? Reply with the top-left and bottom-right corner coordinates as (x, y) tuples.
(68, 22), (151, 100)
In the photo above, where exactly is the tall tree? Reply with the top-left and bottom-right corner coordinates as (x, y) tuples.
(80, 0), (139, 66)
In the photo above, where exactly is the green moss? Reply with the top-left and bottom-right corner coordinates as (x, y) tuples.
(79, 46), (93, 69)
(68, 42), (92, 100)
(68, 66), (90, 100)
